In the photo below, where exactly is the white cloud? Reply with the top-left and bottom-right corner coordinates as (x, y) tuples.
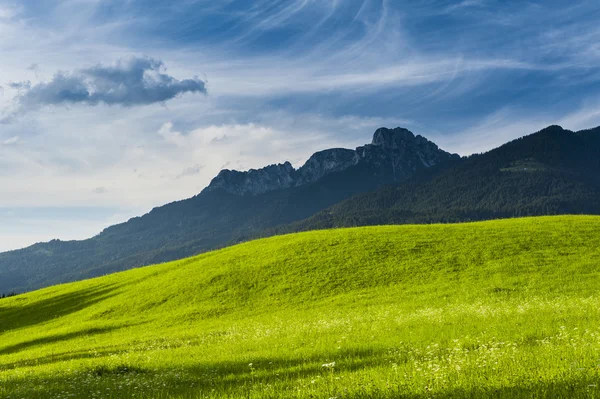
(1, 136), (19, 145)
(0, 4), (19, 20)
(443, 0), (484, 13)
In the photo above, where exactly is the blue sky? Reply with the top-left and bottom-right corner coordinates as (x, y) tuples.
(1, 0), (600, 251)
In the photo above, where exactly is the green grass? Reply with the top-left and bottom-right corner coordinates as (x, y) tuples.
(2, 215), (600, 398)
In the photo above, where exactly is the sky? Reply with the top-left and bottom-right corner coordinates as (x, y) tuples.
(1, 0), (600, 251)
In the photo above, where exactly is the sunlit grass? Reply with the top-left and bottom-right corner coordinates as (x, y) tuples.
(1, 216), (600, 398)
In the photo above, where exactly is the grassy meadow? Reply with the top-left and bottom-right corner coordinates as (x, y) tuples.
(1, 215), (600, 398)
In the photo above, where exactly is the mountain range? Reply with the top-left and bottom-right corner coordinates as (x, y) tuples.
(1, 124), (599, 294)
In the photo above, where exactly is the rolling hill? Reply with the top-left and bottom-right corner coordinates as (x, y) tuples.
(2, 216), (600, 398)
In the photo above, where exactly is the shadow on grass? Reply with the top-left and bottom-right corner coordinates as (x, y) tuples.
(0, 322), (146, 370)
(133, 350), (600, 398)
(1, 346), (124, 371)
(0, 326), (122, 356)
(2, 349), (599, 399)
(0, 284), (118, 333)
(185, 347), (395, 383)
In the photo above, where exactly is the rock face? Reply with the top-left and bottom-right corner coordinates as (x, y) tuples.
(206, 162), (297, 196)
(296, 148), (359, 186)
(205, 127), (459, 195)
(357, 127), (459, 181)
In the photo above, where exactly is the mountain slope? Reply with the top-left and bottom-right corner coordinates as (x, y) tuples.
(278, 125), (600, 232)
(0, 127), (455, 294)
(2, 216), (600, 398)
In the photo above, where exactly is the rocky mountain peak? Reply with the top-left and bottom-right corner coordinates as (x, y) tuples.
(204, 127), (458, 196)
(372, 127), (415, 148)
(296, 148), (358, 185)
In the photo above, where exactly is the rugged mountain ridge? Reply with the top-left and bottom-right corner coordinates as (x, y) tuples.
(271, 125), (600, 233)
(204, 127), (458, 195)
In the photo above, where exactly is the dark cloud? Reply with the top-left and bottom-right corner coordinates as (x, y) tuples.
(13, 57), (206, 112)
(8, 81), (31, 90)
(27, 64), (40, 78)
